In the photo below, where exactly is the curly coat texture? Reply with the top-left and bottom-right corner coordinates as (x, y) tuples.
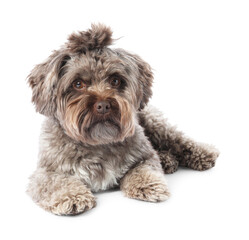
(27, 24), (219, 215)
(67, 24), (113, 53)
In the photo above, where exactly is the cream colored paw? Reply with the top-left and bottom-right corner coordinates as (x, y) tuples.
(49, 191), (96, 215)
(121, 169), (170, 202)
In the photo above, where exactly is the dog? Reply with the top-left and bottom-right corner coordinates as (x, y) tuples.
(27, 24), (219, 215)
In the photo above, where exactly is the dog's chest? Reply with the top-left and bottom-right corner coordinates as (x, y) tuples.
(75, 140), (142, 192)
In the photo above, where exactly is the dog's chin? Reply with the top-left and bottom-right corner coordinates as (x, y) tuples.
(86, 120), (122, 145)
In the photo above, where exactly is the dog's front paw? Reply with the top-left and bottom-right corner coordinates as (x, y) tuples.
(121, 170), (170, 202)
(50, 189), (96, 216)
(183, 142), (220, 171)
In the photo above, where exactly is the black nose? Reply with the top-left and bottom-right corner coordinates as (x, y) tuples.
(95, 101), (111, 114)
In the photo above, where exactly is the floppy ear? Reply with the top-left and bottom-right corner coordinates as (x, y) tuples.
(28, 50), (70, 116)
(127, 53), (154, 110)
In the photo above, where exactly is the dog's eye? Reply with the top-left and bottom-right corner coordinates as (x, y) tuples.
(73, 80), (86, 90)
(110, 78), (121, 88)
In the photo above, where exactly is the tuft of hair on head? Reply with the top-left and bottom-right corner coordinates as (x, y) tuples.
(66, 23), (113, 53)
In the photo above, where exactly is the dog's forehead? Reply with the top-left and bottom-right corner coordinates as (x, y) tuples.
(67, 50), (131, 81)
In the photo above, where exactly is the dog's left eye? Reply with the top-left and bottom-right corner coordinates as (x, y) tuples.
(73, 80), (86, 90)
(110, 78), (121, 87)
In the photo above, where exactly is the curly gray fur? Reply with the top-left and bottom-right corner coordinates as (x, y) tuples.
(27, 24), (219, 215)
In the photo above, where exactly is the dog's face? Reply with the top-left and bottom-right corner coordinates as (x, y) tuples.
(28, 24), (153, 145)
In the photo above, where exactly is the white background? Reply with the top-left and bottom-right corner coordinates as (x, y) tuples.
(0, 0), (248, 239)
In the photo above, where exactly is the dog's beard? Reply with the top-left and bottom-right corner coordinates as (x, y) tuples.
(86, 120), (121, 143)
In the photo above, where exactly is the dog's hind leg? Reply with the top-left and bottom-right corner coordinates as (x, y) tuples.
(158, 150), (179, 174)
(138, 105), (219, 171)
(27, 168), (96, 215)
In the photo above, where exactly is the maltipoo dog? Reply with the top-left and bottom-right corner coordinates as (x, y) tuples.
(27, 24), (219, 215)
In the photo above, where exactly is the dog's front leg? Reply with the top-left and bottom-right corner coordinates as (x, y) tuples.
(138, 105), (219, 172)
(27, 168), (96, 215)
(120, 154), (170, 202)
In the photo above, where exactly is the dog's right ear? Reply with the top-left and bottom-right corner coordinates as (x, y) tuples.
(28, 50), (70, 116)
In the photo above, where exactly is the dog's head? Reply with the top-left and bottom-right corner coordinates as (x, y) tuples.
(28, 24), (153, 145)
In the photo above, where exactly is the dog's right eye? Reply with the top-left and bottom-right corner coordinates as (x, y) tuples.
(72, 80), (87, 90)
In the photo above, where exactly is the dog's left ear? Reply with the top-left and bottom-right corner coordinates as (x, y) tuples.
(127, 53), (154, 110)
(28, 50), (70, 116)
